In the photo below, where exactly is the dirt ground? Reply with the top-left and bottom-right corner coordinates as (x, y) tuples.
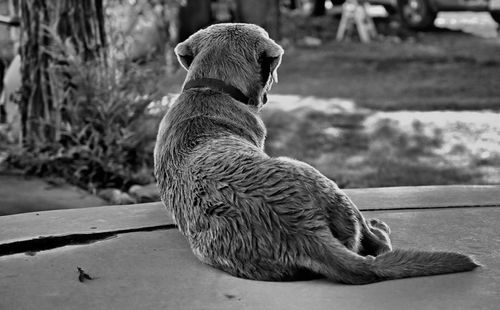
(262, 12), (500, 187)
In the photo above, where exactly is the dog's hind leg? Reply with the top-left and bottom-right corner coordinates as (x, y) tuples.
(326, 191), (392, 257)
(358, 218), (393, 256)
(320, 190), (392, 257)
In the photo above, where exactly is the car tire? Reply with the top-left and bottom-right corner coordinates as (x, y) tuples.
(383, 5), (398, 16)
(331, 0), (345, 5)
(490, 11), (500, 24)
(397, 0), (437, 30)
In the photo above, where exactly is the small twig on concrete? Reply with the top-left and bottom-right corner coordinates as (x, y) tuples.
(77, 266), (93, 282)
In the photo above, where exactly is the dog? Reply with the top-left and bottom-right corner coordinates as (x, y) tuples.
(154, 23), (479, 284)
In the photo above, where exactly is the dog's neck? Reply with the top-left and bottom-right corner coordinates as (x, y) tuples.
(183, 78), (267, 107)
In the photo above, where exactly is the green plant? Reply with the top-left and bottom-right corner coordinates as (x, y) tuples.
(8, 28), (162, 192)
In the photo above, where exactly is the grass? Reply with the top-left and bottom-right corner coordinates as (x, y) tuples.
(274, 32), (500, 111)
(159, 29), (500, 111)
(151, 28), (500, 188)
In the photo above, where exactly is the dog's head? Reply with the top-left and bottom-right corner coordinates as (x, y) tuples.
(175, 23), (284, 110)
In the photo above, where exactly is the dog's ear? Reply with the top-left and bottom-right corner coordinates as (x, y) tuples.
(260, 39), (284, 85)
(175, 41), (194, 71)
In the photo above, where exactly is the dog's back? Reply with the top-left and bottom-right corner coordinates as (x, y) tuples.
(154, 86), (268, 222)
(154, 23), (280, 240)
(154, 82), (300, 280)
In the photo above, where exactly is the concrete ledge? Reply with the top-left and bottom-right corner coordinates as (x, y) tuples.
(0, 174), (106, 216)
(344, 185), (500, 210)
(1, 206), (499, 310)
(0, 202), (172, 246)
(1, 185), (499, 248)
(1, 185), (499, 309)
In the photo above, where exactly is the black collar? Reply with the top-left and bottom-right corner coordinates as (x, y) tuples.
(183, 78), (257, 106)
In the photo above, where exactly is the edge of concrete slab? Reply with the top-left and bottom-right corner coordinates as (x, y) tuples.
(344, 185), (500, 210)
(2, 207), (499, 310)
(1, 185), (499, 256)
(0, 202), (173, 248)
(0, 173), (106, 216)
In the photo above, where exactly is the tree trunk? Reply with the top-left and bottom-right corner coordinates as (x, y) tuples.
(163, 0), (211, 73)
(178, 0), (212, 43)
(19, 0), (106, 145)
(235, 0), (281, 40)
(312, 0), (326, 16)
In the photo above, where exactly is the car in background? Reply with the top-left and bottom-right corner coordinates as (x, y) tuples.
(329, 0), (499, 30)
(391, 0), (500, 30)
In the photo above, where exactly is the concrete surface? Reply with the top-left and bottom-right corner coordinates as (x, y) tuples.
(0, 174), (106, 216)
(0, 202), (172, 245)
(2, 185), (498, 246)
(1, 186), (499, 310)
(343, 185), (500, 210)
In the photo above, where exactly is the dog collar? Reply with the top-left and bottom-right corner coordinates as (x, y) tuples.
(183, 78), (261, 106)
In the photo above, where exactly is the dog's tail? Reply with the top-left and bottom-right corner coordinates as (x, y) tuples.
(305, 241), (479, 284)
(371, 248), (479, 281)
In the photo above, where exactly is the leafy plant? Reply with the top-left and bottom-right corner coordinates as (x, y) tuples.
(8, 27), (162, 192)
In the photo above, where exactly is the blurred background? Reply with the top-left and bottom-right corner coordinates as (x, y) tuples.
(0, 0), (499, 215)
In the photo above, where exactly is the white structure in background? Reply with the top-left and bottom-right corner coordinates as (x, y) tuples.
(337, 0), (378, 43)
(0, 1), (21, 142)
(0, 54), (21, 140)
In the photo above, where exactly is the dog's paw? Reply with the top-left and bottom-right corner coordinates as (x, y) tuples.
(369, 218), (391, 235)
